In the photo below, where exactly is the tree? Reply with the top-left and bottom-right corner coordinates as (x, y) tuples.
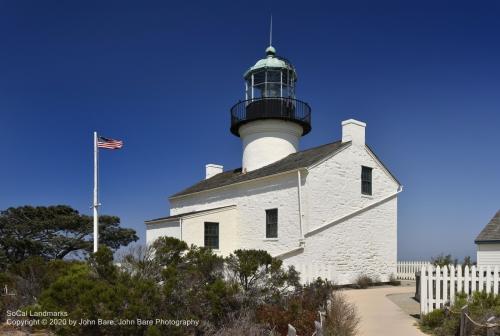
(0, 205), (138, 268)
(225, 249), (300, 306)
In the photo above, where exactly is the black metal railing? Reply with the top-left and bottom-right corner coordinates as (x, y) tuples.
(230, 97), (311, 136)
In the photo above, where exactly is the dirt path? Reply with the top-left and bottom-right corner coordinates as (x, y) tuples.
(342, 285), (426, 336)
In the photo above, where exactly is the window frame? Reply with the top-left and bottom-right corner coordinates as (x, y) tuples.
(265, 208), (278, 239)
(204, 222), (219, 250)
(361, 166), (373, 196)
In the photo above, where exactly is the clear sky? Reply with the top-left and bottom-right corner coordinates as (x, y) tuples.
(1, 0), (498, 261)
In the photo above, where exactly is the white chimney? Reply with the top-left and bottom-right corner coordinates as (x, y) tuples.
(205, 164), (223, 179)
(342, 119), (366, 146)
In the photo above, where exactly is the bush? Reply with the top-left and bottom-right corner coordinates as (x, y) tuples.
(355, 274), (374, 289)
(324, 292), (359, 336)
(389, 274), (401, 286)
(2, 238), (361, 335)
(421, 309), (446, 330)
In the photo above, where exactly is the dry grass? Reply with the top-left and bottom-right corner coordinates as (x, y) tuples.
(205, 310), (271, 336)
(324, 292), (360, 336)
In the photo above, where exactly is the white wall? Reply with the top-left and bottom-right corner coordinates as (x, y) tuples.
(477, 243), (500, 267)
(290, 143), (399, 284)
(146, 219), (180, 244)
(163, 142), (399, 284)
(240, 120), (302, 172)
(180, 207), (238, 257)
(170, 172), (303, 257)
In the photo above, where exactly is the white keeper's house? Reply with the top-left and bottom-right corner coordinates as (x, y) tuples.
(475, 210), (500, 267)
(145, 44), (402, 284)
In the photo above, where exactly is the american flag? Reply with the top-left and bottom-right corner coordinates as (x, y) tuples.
(97, 136), (123, 149)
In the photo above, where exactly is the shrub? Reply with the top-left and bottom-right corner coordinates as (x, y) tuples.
(421, 309), (446, 330)
(431, 254), (456, 267)
(324, 292), (359, 336)
(388, 274), (401, 286)
(256, 278), (335, 335)
(355, 274), (374, 289)
(206, 310), (270, 336)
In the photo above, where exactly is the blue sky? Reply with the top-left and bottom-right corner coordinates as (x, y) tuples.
(0, 1), (498, 261)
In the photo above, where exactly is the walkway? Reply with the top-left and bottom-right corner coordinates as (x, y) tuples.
(342, 285), (426, 336)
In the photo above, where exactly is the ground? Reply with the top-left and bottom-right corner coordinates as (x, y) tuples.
(342, 282), (426, 336)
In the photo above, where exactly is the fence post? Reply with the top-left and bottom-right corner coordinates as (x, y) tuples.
(442, 265), (448, 307)
(450, 264), (456, 304)
(457, 264), (463, 294)
(435, 266), (441, 309)
(494, 266), (499, 295)
(486, 265), (492, 294)
(464, 265), (469, 296)
(471, 265), (477, 294)
(428, 264), (434, 313)
(460, 305), (469, 336)
(420, 265), (428, 315)
(287, 324), (296, 336)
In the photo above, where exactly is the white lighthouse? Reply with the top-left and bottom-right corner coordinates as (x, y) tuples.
(230, 45), (312, 172)
(147, 40), (401, 286)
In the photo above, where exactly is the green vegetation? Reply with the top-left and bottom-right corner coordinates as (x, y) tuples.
(354, 274), (376, 289)
(430, 253), (476, 268)
(0, 205), (360, 335)
(420, 292), (500, 336)
(0, 205), (138, 269)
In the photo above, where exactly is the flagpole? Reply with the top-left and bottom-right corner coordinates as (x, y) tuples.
(93, 131), (99, 253)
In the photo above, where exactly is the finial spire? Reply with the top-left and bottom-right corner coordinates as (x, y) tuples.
(269, 15), (273, 47)
(265, 15), (276, 57)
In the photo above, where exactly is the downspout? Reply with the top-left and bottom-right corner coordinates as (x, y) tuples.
(297, 170), (304, 240)
(180, 217), (183, 241)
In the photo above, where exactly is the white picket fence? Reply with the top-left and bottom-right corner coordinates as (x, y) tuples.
(397, 261), (430, 280)
(420, 264), (500, 315)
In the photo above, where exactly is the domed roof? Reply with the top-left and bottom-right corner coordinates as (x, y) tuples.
(244, 46), (296, 79)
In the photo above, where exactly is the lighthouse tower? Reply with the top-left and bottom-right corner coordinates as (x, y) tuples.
(230, 45), (312, 172)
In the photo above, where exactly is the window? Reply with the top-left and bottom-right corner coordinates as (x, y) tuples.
(361, 166), (373, 195)
(204, 222), (219, 249)
(266, 209), (278, 238)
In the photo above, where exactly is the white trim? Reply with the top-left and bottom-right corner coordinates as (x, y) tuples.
(365, 146), (401, 186)
(181, 205), (236, 220)
(305, 186), (403, 237)
(273, 246), (304, 259)
(145, 205), (236, 225)
(263, 238), (279, 242)
(145, 217), (180, 226)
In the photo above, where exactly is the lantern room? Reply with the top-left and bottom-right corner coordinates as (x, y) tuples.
(230, 45), (312, 138)
(244, 46), (297, 100)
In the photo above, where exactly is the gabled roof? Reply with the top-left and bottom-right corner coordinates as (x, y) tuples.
(170, 140), (350, 198)
(475, 211), (500, 243)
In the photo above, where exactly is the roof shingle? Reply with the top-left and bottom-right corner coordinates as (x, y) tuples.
(475, 211), (500, 243)
(170, 140), (350, 198)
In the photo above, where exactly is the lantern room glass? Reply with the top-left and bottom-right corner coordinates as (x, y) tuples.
(245, 68), (295, 100)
